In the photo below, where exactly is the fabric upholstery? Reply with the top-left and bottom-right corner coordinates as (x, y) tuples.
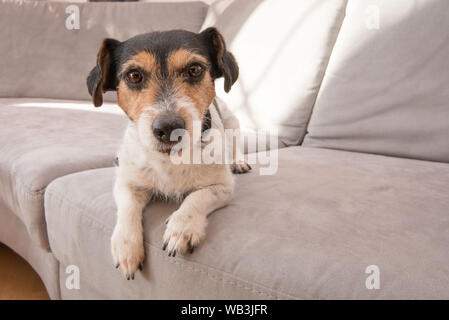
(0, 0), (208, 101)
(201, 0), (347, 146)
(303, 0), (449, 163)
(0, 200), (60, 299)
(45, 147), (449, 299)
(0, 98), (128, 250)
(241, 130), (286, 154)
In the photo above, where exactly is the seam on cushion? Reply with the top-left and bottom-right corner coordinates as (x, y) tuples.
(46, 190), (302, 300)
(11, 169), (47, 198)
(300, 0), (349, 145)
(11, 184), (47, 226)
(14, 161), (117, 199)
(3, 180), (50, 243)
(45, 191), (112, 235)
(151, 249), (299, 300)
(59, 230), (295, 300)
(16, 180), (46, 198)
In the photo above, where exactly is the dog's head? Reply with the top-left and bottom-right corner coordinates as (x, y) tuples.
(87, 28), (238, 153)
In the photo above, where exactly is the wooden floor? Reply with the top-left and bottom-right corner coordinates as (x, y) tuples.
(0, 243), (49, 300)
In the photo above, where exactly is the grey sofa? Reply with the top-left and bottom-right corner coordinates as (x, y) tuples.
(0, 0), (448, 299)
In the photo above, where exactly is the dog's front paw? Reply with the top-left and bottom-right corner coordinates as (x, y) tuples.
(231, 161), (252, 174)
(111, 222), (144, 280)
(163, 211), (207, 257)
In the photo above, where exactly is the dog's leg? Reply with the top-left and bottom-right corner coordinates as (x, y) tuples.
(227, 127), (252, 174)
(111, 177), (150, 280)
(219, 102), (251, 174)
(163, 184), (233, 256)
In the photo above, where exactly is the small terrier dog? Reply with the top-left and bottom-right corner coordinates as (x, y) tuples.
(87, 28), (250, 280)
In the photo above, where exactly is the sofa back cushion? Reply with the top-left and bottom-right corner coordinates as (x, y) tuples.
(201, 0), (347, 146)
(303, 0), (449, 163)
(0, 0), (207, 102)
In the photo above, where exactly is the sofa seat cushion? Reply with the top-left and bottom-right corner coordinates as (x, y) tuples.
(0, 98), (128, 250)
(45, 147), (449, 299)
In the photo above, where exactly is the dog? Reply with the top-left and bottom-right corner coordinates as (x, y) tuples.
(86, 28), (251, 280)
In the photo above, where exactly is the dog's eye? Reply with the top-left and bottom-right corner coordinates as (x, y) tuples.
(126, 69), (143, 84)
(188, 64), (204, 78)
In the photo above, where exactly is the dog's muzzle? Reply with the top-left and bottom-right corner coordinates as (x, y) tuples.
(152, 113), (186, 144)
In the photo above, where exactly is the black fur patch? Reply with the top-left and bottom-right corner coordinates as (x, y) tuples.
(201, 109), (212, 134)
(86, 28), (239, 105)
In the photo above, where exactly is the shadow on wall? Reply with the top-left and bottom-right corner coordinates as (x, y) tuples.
(234, 1), (322, 132)
(210, 0), (448, 154)
(206, 0), (265, 43)
(208, 0), (335, 144)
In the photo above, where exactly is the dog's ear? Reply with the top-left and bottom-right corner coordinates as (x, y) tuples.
(201, 27), (239, 93)
(86, 38), (120, 107)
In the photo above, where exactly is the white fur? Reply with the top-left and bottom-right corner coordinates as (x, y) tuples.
(111, 99), (244, 279)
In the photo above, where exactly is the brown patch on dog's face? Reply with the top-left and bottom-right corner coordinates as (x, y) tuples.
(167, 49), (216, 117)
(87, 29), (239, 154)
(114, 46), (222, 153)
(88, 28), (238, 113)
(117, 51), (160, 120)
(117, 49), (215, 124)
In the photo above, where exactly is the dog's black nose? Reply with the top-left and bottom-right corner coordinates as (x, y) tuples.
(152, 114), (185, 143)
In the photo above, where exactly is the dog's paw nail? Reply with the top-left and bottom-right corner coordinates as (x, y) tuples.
(189, 246), (196, 254)
(168, 249), (177, 257)
(138, 262), (143, 271)
(131, 274), (135, 280)
(163, 213), (206, 257)
(231, 162), (251, 174)
(111, 225), (144, 279)
(162, 241), (168, 251)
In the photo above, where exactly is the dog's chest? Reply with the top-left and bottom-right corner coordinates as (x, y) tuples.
(132, 157), (224, 198)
